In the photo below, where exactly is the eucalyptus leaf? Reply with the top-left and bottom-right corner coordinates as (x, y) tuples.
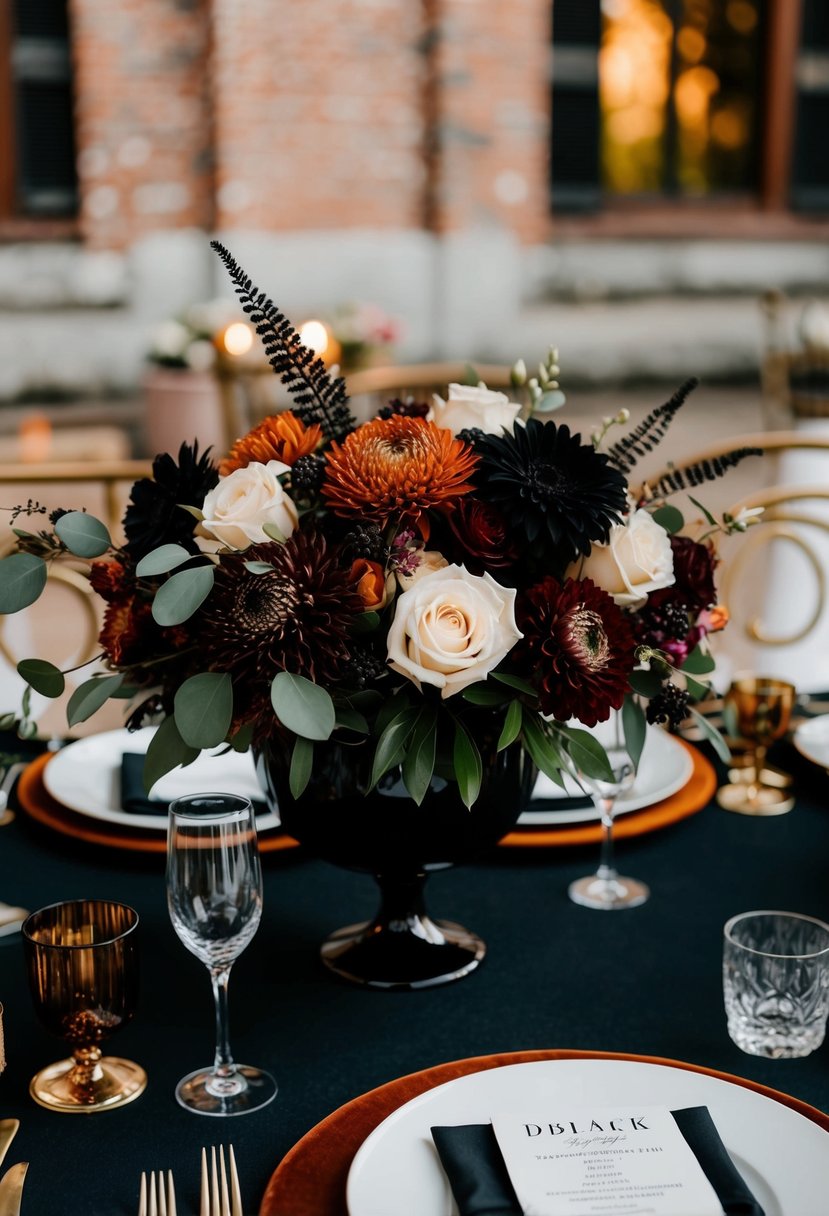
(262, 521), (287, 543)
(561, 726), (614, 782)
(651, 504), (684, 535)
(534, 389), (566, 412)
(289, 735), (314, 799)
(143, 715), (200, 792)
(629, 668), (664, 698)
(0, 712), (17, 730)
(243, 561), (275, 574)
(402, 707), (437, 805)
(152, 565), (214, 626)
(67, 674), (124, 726)
(271, 672), (336, 741)
(16, 658), (65, 699)
(55, 511), (111, 558)
(136, 544), (193, 577)
(453, 720), (482, 809)
(176, 503), (204, 521)
(621, 695), (647, 770)
(335, 707), (369, 735)
(682, 645), (716, 676)
(174, 672), (233, 749)
(369, 708), (419, 789)
(497, 700), (523, 752)
(689, 706), (732, 763)
(0, 553), (47, 614)
(684, 674), (711, 701)
(229, 723), (254, 752)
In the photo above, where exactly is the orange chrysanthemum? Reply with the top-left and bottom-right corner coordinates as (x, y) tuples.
(220, 411), (322, 474)
(322, 416), (478, 531)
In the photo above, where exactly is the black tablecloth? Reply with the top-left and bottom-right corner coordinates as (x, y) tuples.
(1, 739), (829, 1215)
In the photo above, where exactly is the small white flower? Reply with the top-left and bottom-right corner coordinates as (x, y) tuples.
(429, 382), (522, 437)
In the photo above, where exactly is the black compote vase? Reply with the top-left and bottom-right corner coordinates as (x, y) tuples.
(256, 718), (536, 990)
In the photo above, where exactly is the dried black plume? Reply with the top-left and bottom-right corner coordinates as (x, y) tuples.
(648, 447), (763, 497)
(211, 241), (356, 442)
(606, 378), (700, 472)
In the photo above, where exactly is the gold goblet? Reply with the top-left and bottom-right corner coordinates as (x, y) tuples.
(22, 899), (146, 1113)
(716, 676), (797, 815)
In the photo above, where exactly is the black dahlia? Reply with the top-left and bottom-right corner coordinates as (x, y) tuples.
(123, 442), (218, 561)
(474, 418), (627, 566)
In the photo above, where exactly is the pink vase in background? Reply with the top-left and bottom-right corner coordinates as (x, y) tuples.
(141, 368), (228, 459)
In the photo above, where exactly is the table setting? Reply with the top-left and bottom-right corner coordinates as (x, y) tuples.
(1, 247), (829, 1214)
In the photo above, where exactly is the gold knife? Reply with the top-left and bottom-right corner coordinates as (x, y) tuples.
(0, 1124), (19, 1173)
(0, 1163), (28, 1216)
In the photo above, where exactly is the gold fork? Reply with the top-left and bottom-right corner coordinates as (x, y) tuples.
(200, 1146), (242, 1216)
(137, 1169), (177, 1216)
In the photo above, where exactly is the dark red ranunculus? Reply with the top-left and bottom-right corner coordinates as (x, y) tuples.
(516, 576), (637, 726)
(446, 498), (518, 572)
(669, 535), (716, 610)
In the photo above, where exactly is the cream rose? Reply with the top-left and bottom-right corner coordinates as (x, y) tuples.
(387, 564), (522, 697)
(568, 508), (674, 607)
(430, 382), (521, 437)
(196, 460), (298, 552)
(396, 549), (449, 591)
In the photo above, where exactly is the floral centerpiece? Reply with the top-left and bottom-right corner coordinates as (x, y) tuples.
(0, 244), (760, 986)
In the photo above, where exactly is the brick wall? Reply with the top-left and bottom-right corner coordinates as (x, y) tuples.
(67, 0), (553, 251)
(69, 0), (214, 250)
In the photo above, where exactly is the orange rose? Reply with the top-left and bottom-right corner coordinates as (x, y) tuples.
(350, 559), (390, 611)
(700, 604), (729, 633)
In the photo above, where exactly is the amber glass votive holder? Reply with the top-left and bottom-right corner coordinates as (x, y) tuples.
(22, 899), (146, 1113)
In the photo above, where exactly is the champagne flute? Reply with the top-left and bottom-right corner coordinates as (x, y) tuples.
(717, 676), (796, 815)
(567, 713), (649, 910)
(22, 899), (146, 1112)
(167, 793), (277, 1116)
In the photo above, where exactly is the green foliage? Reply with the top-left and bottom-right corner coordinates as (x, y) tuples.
(629, 668), (664, 697)
(67, 674), (124, 726)
(369, 707), (419, 789)
(559, 725), (614, 782)
(289, 735), (314, 798)
(54, 512), (111, 558)
(271, 672), (336, 741)
(453, 719), (482, 809)
(491, 672), (536, 697)
(497, 700), (523, 752)
(462, 683), (509, 706)
(0, 553), (47, 613)
(16, 659), (64, 699)
(174, 672), (233, 749)
(135, 544), (192, 577)
(402, 706), (438, 805)
(682, 645), (716, 676)
(144, 715), (199, 791)
(651, 504), (684, 535)
(520, 709), (566, 788)
(622, 695), (647, 770)
(689, 707), (731, 763)
(152, 565), (214, 626)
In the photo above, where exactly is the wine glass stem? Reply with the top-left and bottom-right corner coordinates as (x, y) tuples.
(597, 797), (618, 881)
(748, 742), (768, 804)
(210, 966), (235, 1079)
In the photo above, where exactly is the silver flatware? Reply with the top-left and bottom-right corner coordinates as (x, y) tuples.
(0, 1162), (28, 1216)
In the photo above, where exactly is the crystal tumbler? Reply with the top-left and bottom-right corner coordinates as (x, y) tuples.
(723, 910), (829, 1058)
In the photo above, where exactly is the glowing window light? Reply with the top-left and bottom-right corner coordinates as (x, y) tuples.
(221, 322), (254, 357)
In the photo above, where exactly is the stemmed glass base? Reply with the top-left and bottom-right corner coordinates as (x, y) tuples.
(716, 782), (795, 816)
(30, 1054), (147, 1113)
(568, 870), (650, 911)
(175, 1064), (277, 1117)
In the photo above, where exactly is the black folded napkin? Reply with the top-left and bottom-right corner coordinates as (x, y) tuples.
(431, 1106), (764, 1216)
(120, 752), (267, 816)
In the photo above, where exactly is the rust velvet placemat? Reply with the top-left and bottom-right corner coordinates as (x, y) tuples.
(260, 1047), (829, 1216)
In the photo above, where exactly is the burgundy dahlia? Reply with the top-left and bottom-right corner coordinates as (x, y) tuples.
(446, 498), (518, 572)
(516, 577), (637, 726)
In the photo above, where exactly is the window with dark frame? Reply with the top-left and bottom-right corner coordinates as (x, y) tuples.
(551, 0), (828, 216)
(0, 0), (78, 222)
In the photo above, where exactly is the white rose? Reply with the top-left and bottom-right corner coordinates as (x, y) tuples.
(396, 549), (449, 591)
(387, 564), (522, 697)
(430, 382), (521, 437)
(197, 460), (298, 552)
(568, 508), (674, 607)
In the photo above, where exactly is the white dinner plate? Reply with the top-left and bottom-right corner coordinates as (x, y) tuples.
(519, 722), (694, 826)
(794, 716), (829, 770)
(346, 1058), (829, 1216)
(42, 727), (280, 833)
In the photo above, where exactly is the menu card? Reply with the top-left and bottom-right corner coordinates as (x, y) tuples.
(491, 1106), (722, 1216)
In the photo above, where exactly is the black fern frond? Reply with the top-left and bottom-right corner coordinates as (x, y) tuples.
(606, 378), (700, 472)
(210, 241), (356, 442)
(649, 447), (763, 497)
